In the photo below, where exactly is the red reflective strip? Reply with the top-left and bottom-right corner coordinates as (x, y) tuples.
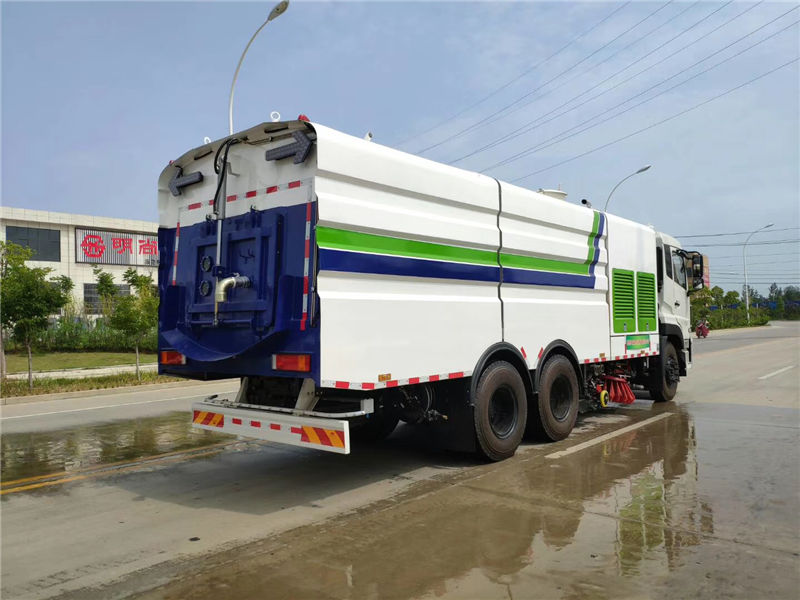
(232, 418), (242, 425)
(291, 426), (302, 435)
(335, 381), (350, 389)
(386, 380), (398, 388)
(361, 382), (375, 390)
(615, 356), (620, 360)
(305, 201), (312, 219)
(266, 186), (278, 194)
(408, 377), (420, 385)
(332, 430), (345, 446)
(226, 195), (237, 202)
(448, 372), (464, 379)
(303, 278), (309, 293)
(300, 312), (307, 331)
(187, 202), (202, 210)
(538, 347), (544, 359)
(315, 428), (333, 447)
(288, 180), (302, 189)
(520, 347), (527, 359)
(270, 423), (281, 431)
(304, 239), (310, 258)
(429, 375), (440, 382)
(250, 420), (261, 428)
(208, 199), (214, 205)
(201, 412), (216, 425)
(245, 190), (257, 198)
(594, 358), (600, 363)
(584, 359), (591, 364)
(299, 428), (310, 443)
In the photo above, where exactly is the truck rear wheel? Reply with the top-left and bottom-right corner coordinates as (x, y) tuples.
(528, 355), (579, 442)
(473, 361), (528, 462)
(650, 342), (679, 402)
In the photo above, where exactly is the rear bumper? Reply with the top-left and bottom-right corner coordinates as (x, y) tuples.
(192, 401), (350, 454)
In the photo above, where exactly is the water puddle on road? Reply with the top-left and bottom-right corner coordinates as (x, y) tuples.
(0, 412), (233, 483)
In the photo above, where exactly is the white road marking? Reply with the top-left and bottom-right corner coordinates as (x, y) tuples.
(546, 413), (672, 459)
(757, 365), (795, 380)
(0, 392), (237, 420)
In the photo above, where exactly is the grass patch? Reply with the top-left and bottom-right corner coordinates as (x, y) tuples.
(1, 372), (178, 398)
(6, 351), (157, 374)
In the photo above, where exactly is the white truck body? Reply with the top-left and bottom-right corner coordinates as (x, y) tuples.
(158, 119), (698, 459)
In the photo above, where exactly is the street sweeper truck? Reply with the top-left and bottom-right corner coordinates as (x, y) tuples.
(157, 118), (705, 461)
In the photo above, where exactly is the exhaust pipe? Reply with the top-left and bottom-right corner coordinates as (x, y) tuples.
(214, 274), (250, 326)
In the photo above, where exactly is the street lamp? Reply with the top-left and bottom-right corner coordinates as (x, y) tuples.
(228, 0), (290, 135)
(743, 222), (773, 323)
(603, 165), (651, 212)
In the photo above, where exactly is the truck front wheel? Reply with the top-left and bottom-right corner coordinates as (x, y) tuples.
(650, 342), (679, 402)
(473, 361), (528, 461)
(528, 355), (579, 442)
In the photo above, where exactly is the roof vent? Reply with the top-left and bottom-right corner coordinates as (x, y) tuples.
(538, 188), (567, 201)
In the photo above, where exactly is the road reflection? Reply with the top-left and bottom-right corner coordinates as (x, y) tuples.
(1, 412), (232, 483)
(142, 408), (714, 600)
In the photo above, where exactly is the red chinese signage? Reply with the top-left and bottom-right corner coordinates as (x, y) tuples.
(76, 228), (158, 266)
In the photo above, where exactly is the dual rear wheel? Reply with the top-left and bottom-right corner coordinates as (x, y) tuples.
(473, 356), (579, 461)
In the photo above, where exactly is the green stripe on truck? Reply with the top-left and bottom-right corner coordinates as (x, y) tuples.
(317, 219), (602, 276)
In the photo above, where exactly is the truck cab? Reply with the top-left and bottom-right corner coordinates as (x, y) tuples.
(653, 231), (705, 399)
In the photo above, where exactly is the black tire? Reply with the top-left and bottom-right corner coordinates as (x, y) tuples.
(351, 406), (400, 442)
(528, 355), (579, 442)
(473, 361), (528, 462)
(650, 342), (679, 403)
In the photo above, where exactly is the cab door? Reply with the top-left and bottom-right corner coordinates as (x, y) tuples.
(660, 244), (691, 334)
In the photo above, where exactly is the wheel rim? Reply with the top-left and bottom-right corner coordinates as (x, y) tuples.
(488, 385), (517, 439)
(550, 375), (573, 422)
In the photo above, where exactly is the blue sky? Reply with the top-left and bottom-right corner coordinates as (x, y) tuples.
(2, 1), (798, 293)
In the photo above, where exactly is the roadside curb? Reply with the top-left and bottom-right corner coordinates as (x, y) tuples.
(1, 379), (238, 406)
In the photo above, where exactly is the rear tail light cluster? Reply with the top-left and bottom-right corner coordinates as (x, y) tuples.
(160, 350), (186, 365)
(272, 354), (311, 372)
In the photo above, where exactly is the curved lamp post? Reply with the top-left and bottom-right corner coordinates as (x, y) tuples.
(743, 223), (773, 323)
(603, 165), (651, 212)
(228, 0), (290, 135)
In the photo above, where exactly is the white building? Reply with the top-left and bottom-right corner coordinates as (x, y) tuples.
(0, 207), (158, 313)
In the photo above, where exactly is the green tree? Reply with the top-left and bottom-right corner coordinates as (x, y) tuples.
(1, 242), (71, 390)
(710, 286), (725, 326)
(690, 287), (713, 321)
(0, 242), (33, 378)
(109, 271), (158, 381)
(723, 290), (740, 307)
(92, 266), (117, 317)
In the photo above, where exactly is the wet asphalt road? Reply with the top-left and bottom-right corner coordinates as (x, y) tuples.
(1, 322), (798, 599)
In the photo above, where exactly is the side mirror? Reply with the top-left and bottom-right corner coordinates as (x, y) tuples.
(689, 252), (706, 291)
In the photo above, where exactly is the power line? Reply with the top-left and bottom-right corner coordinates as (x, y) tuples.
(452, 0), (752, 165)
(692, 239), (800, 247)
(484, 10), (799, 172)
(508, 56), (798, 181)
(394, 2), (633, 148)
(677, 227), (800, 238)
(706, 252), (800, 260)
(414, 1), (668, 154)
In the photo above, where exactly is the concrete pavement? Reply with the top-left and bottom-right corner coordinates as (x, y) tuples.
(0, 322), (797, 599)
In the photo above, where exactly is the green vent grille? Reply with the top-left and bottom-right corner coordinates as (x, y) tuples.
(612, 269), (636, 333)
(637, 272), (657, 331)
